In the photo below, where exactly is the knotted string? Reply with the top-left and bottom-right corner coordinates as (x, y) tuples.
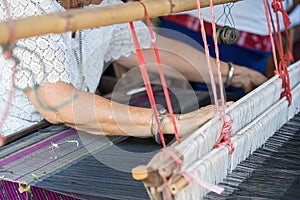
(272, 0), (291, 29)
(268, 0), (293, 105)
(195, 0), (234, 153)
(213, 119), (234, 153)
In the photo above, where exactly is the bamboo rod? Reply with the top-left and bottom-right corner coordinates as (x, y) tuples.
(169, 175), (189, 195)
(0, 0), (239, 45)
(132, 147), (183, 186)
(132, 165), (162, 187)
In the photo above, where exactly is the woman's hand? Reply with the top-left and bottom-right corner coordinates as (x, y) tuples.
(230, 65), (268, 93)
(119, 35), (268, 94)
(161, 102), (233, 137)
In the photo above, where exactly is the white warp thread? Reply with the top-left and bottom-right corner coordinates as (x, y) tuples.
(173, 61), (300, 199)
(169, 61), (300, 171)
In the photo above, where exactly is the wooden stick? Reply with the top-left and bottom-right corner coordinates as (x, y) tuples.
(5, 120), (51, 145)
(0, 0), (239, 45)
(132, 147), (183, 185)
(132, 165), (162, 187)
(169, 175), (189, 195)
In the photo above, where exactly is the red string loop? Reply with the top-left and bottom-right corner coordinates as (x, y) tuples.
(271, 0), (291, 27)
(213, 120), (234, 154)
(195, 0), (234, 153)
(284, 51), (294, 63)
(267, 0), (293, 106)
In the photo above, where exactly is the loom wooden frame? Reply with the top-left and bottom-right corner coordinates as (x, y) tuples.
(0, 0), (239, 45)
(1, 0), (298, 198)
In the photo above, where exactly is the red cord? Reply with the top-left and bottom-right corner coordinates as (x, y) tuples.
(213, 120), (234, 154)
(195, 0), (234, 153)
(138, 1), (181, 144)
(270, 0), (293, 105)
(265, 0), (280, 74)
(129, 21), (167, 148)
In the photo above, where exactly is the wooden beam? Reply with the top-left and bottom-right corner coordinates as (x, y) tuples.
(0, 0), (239, 45)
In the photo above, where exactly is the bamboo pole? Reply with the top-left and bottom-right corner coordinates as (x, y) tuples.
(169, 175), (189, 195)
(0, 0), (239, 45)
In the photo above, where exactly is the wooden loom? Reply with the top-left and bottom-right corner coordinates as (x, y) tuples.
(131, 59), (300, 199)
(0, 0), (300, 199)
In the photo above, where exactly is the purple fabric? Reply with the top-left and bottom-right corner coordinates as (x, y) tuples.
(31, 186), (47, 200)
(1, 180), (79, 200)
(0, 129), (77, 167)
(2, 179), (16, 200)
(43, 188), (60, 200)
(1, 179), (32, 200)
(0, 181), (6, 200)
(0, 128), (80, 200)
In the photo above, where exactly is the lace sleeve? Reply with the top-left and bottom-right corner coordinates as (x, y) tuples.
(104, 21), (152, 62)
(13, 34), (75, 90)
(88, 0), (152, 62)
(0, 0), (76, 90)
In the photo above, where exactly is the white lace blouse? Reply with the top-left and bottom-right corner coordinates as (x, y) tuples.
(0, 0), (152, 136)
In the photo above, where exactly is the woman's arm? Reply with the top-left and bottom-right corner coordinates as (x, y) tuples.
(116, 34), (268, 93)
(25, 81), (216, 137)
